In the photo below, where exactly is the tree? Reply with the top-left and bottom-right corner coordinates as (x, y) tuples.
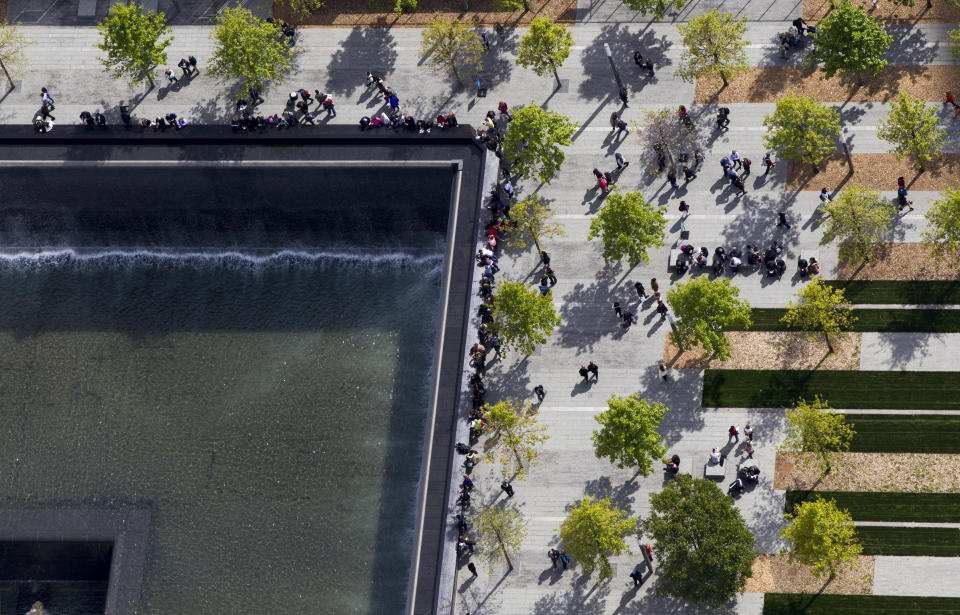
(640, 474), (755, 607)
(500, 195), (565, 254)
(782, 497), (862, 579)
(277, 0), (325, 23)
(818, 185), (896, 263)
(923, 187), (960, 260)
(950, 25), (960, 65)
(209, 7), (296, 97)
(495, 0), (529, 10)
(491, 280), (561, 356)
(592, 394), (668, 476)
(586, 191), (667, 266)
(779, 395), (855, 474)
(502, 105), (578, 184)
(516, 17), (574, 89)
(482, 399), (549, 479)
(0, 20), (31, 90)
(762, 94), (841, 174)
(558, 496), (637, 582)
(675, 10), (750, 87)
(420, 13), (484, 86)
(473, 504), (529, 571)
(779, 277), (856, 354)
(636, 107), (702, 175)
(95, 2), (173, 87)
(666, 277), (751, 360)
(878, 93), (946, 172)
(806, 0), (892, 83)
(621, 0), (689, 19)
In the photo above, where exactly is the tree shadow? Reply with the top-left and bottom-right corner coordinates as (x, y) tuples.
(532, 575), (611, 615)
(577, 25), (673, 102)
(886, 24), (939, 66)
(583, 474), (642, 512)
(325, 28), (398, 99)
(556, 265), (622, 351)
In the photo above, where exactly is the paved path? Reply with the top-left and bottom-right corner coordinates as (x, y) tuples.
(873, 556), (960, 597)
(860, 333), (960, 372)
(5, 18), (960, 615)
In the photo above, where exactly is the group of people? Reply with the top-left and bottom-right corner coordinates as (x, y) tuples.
(778, 17), (817, 58)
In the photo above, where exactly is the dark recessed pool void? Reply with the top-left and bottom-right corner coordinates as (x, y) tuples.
(0, 159), (460, 614)
(0, 541), (111, 615)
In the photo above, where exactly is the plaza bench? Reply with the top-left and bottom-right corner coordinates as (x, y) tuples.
(704, 459), (726, 480)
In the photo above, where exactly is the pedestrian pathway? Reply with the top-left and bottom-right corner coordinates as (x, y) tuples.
(860, 333), (960, 371)
(873, 556), (960, 597)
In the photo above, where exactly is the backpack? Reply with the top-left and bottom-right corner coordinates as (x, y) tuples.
(743, 158), (751, 165)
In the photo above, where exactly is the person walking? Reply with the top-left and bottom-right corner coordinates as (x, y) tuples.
(559, 550), (570, 569)
(164, 68), (178, 84)
(897, 184), (914, 212)
(682, 165), (696, 182)
(40, 87), (55, 110)
(188, 55), (199, 75)
(481, 31), (491, 50)
(548, 548), (560, 568)
(744, 423), (753, 441)
(730, 150), (742, 170)
(630, 566), (644, 586)
(178, 57), (191, 76)
(540, 251), (551, 266)
(613, 302), (623, 320)
(732, 175), (746, 195)
(651, 277), (660, 300)
(820, 188), (833, 204)
(587, 361), (599, 381)
(763, 152), (776, 175)
(667, 169), (678, 189)
(322, 96), (336, 117)
(656, 300), (668, 320)
(777, 212), (791, 228)
(619, 87), (629, 106)
(658, 360), (668, 381)
(534, 385), (545, 402)
(615, 152), (628, 169)
(729, 425), (740, 442)
(741, 156), (752, 177)
(545, 265), (557, 286)
(467, 562), (478, 576)
(679, 200), (690, 231)
(249, 88), (264, 105)
(634, 281), (647, 299)
(501, 481), (514, 498)
(579, 365), (589, 381)
(498, 100), (512, 121)
(615, 117), (629, 137)
(744, 441), (755, 459)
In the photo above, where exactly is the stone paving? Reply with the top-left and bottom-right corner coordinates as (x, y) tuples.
(3, 12), (960, 615)
(873, 556), (960, 597)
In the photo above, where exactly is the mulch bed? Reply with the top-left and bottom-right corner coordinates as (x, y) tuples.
(744, 554), (873, 595)
(787, 154), (960, 192)
(774, 451), (960, 492)
(273, 0), (577, 27)
(663, 331), (859, 370)
(695, 66), (960, 104)
(803, 0), (960, 23)
(837, 243), (960, 280)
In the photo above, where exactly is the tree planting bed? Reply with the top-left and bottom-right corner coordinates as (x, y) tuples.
(845, 414), (960, 454)
(785, 491), (960, 522)
(823, 281), (960, 305)
(857, 526), (960, 557)
(735, 309), (960, 333)
(764, 594), (960, 614)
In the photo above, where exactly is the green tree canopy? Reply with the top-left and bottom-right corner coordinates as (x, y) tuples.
(640, 474), (755, 607)
(420, 13), (484, 85)
(779, 395), (855, 474)
(762, 94), (840, 173)
(503, 104), (578, 184)
(675, 10), (750, 86)
(818, 185), (896, 263)
(635, 107), (702, 174)
(208, 7), (296, 97)
(95, 2), (173, 87)
(491, 280), (561, 356)
(473, 503), (529, 571)
(950, 25), (960, 64)
(923, 187), (960, 260)
(558, 496), (637, 582)
(0, 20), (32, 88)
(780, 277), (856, 354)
(807, 0), (892, 82)
(516, 17), (574, 88)
(666, 277), (751, 360)
(493, 0), (529, 11)
(592, 394), (669, 476)
(586, 191), (667, 266)
(621, 0), (689, 19)
(500, 194), (565, 254)
(878, 93), (946, 171)
(482, 399), (549, 480)
(782, 497), (862, 579)
(278, 0), (325, 23)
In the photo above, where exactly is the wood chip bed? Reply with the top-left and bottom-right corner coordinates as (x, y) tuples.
(787, 154), (960, 192)
(744, 554), (874, 595)
(663, 331), (860, 370)
(273, 0), (577, 27)
(775, 452), (960, 492)
(837, 243), (960, 281)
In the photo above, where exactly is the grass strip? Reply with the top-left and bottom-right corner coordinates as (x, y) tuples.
(764, 594), (960, 615)
(732, 308), (960, 332)
(785, 491), (960, 522)
(856, 526), (960, 557)
(845, 414), (960, 454)
(824, 281), (960, 305)
(701, 370), (960, 409)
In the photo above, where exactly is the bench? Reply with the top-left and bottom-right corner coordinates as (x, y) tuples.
(77, 0), (96, 16)
(704, 459), (726, 480)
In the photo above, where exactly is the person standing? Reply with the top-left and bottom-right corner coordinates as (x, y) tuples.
(164, 68), (178, 84)
(178, 57), (190, 76)
(744, 423), (754, 441)
(545, 265), (557, 286)
(540, 251), (551, 267)
(548, 548), (560, 568)
(729, 425), (740, 442)
(658, 360), (668, 381)
(820, 188), (832, 204)
(777, 212), (791, 228)
(40, 87), (55, 110)
(534, 385), (545, 402)
(741, 156), (752, 177)
(467, 561), (478, 576)
(613, 302), (623, 320)
(501, 481), (514, 498)
(619, 87), (629, 106)
(744, 441), (755, 459)
(634, 281), (647, 299)
(481, 32), (491, 50)
(587, 361), (599, 381)
(730, 150), (742, 170)
(651, 277), (660, 300)
(559, 550), (570, 569)
(678, 201), (690, 232)
(188, 55), (199, 75)
(579, 365), (589, 381)
(763, 152), (776, 175)
(683, 165), (696, 182)
(667, 169), (678, 189)
(498, 100), (512, 120)
(656, 300), (668, 320)
(630, 566), (644, 586)
(615, 152), (628, 168)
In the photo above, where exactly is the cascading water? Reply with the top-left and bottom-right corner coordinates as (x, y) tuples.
(0, 163), (451, 614)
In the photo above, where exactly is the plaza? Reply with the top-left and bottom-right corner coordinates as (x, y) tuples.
(1, 0), (960, 613)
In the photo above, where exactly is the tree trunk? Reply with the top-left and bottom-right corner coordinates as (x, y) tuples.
(511, 444), (525, 474)
(531, 229), (543, 259)
(857, 71), (864, 86)
(720, 69), (728, 86)
(811, 162), (819, 174)
(462, 0), (468, 10)
(452, 62), (462, 85)
(927, 0), (932, 8)
(0, 58), (13, 90)
(523, 0), (530, 10)
(552, 63), (561, 89)
(824, 331), (834, 354)
(493, 527), (513, 570)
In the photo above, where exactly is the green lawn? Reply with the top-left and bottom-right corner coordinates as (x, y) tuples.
(824, 280), (960, 305)
(763, 594), (960, 615)
(856, 526), (960, 556)
(846, 414), (960, 453)
(784, 491), (960, 522)
(701, 370), (960, 409)
(737, 308), (960, 332)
